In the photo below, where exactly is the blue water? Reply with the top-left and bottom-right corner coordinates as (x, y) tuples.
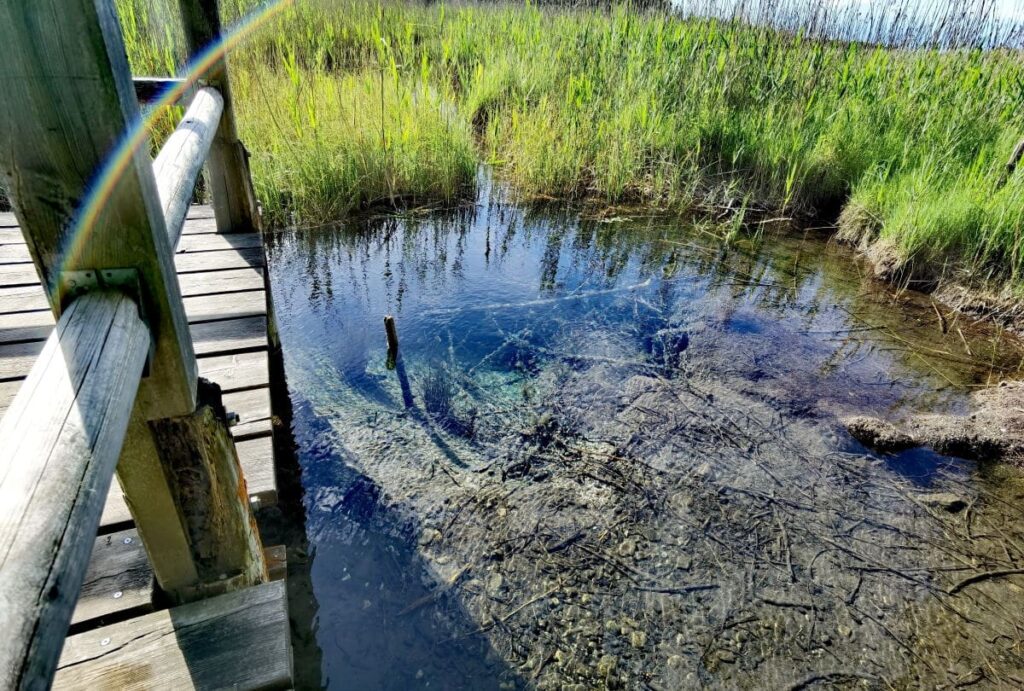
(267, 176), (1024, 688)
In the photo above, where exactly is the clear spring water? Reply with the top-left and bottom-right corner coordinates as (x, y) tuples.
(267, 175), (1024, 689)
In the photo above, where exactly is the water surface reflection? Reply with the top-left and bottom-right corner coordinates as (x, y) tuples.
(269, 176), (1024, 688)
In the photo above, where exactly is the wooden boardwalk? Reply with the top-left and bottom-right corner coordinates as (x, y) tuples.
(0, 205), (291, 689)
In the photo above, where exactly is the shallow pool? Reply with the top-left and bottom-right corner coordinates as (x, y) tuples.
(268, 174), (1024, 689)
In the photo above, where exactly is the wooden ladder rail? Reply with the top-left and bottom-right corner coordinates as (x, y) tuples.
(0, 0), (267, 688)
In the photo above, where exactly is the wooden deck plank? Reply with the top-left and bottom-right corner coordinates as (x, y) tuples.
(185, 205), (216, 222)
(72, 530), (152, 627)
(0, 317), (267, 384)
(0, 212), (18, 228)
(99, 489), (134, 533)
(177, 232), (262, 253)
(0, 292), (266, 347)
(0, 379), (21, 411)
(0, 309), (52, 344)
(54, 580), (291, 691)
(0, 340), (44, 381)
(0, 206), (280, 596)
(0, 285), (48, 313)
(191, 316), (267, 355)
(225, 387), (272, 440)
(183, 290), (266, 323)
(197, 351), (269, 392)
(0, 263), (40, 287)
(0, 244), (30, 263)
(178, 267), (264, 297)
(175, 246), (263, 273)
(237, 435), (277, 507)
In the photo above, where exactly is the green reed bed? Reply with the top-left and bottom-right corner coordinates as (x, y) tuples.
(119, 0), (1024, 285)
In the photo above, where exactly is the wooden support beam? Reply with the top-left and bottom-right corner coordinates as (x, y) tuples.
(0, 0), (196, 418)
(178, 0), (261, 234)
(153, 86), (225, 248)
(147, 378), (267, 600)
(0, 291), (150, 689)
(0, 0), (266, 625)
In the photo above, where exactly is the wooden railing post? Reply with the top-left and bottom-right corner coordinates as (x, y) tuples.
(0, 0), (265, 635)
(178, 0), (262, 234)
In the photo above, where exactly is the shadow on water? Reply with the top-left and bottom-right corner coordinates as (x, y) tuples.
(289, 396), (519, 690)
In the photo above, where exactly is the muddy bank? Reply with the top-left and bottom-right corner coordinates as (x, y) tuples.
(837, 223), (1024, 337)
(846, 379), (1024, 464)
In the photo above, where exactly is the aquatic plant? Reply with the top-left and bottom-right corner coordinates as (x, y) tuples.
(421, 366), (455, 422)
(118, 0), (1024, 285)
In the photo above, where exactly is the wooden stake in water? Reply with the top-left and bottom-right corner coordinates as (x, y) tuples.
(384, 314), (399, 369)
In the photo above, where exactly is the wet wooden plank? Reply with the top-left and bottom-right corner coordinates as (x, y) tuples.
(197, 350), (269, 392)
(178, 267), (264, 297)
(0, 212), (18, 228)
(191, 316), (267, 355)
(53, 580), (292, 691)
(72, 530), (152, 627)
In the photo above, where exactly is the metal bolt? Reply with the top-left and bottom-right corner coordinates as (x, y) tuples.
(100, 637), (111, 647)
(113, 591), (123, 599)
(123, 537), (132, 545)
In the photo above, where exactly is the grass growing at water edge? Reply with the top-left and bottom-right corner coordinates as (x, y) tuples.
(119, 0), (1024, 286)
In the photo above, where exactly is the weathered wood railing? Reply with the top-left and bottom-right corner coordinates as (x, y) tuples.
(0, 0), (266, 687)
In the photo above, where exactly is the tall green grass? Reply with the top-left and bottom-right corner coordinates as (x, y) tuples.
(119, 0), (1024, 285)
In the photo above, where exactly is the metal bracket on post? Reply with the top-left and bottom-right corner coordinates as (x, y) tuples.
(58, 268), (157, 369)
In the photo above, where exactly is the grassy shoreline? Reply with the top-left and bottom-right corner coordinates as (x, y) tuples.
(120, 0), (1024, 288)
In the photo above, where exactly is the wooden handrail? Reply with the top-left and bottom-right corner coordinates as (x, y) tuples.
(153, 86), (225, 247)
(0, 291), (150, 689)
(0, 1), (268, 683)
